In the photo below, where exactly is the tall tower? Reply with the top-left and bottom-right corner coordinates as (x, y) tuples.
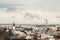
(13, 22), (15, 26)
(13, 22), (15, 30)
(45, 19), (48, 28)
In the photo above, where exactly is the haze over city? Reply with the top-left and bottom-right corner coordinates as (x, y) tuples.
(0, 0), (60, 24)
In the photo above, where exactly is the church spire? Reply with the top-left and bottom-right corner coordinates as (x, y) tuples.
(13, 22), (15, 26)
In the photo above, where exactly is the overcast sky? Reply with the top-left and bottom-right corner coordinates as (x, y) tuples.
(0, 0), (60, 12)
(0, 0), (60, 24)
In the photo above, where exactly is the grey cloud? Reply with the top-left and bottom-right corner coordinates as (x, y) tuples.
(0, 0), (60, 12)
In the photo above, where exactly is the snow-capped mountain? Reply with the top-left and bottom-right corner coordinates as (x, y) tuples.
(0, 7), (60, 24)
